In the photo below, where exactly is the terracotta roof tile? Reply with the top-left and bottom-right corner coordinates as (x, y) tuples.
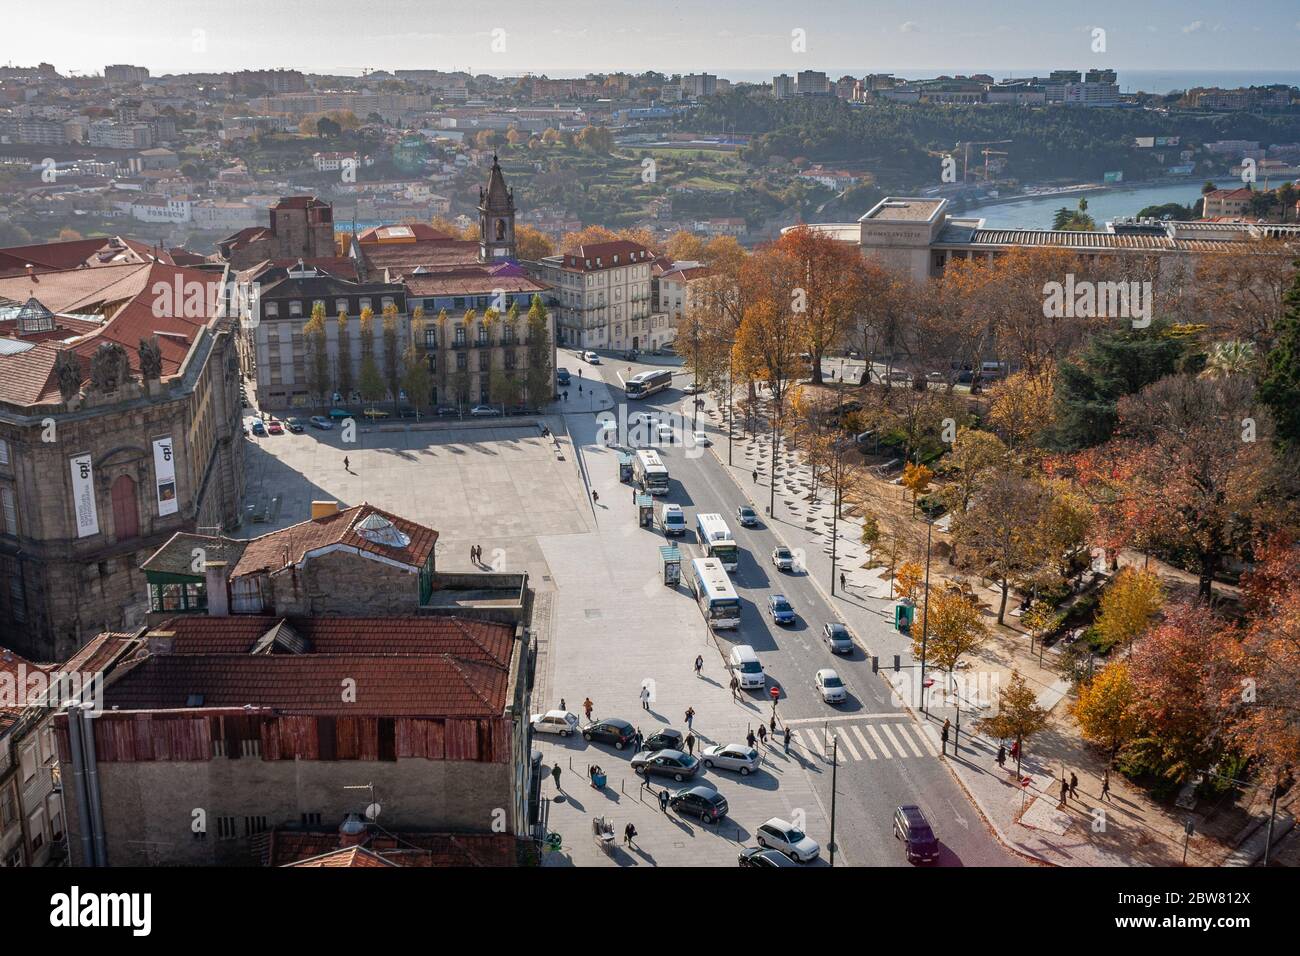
(231, 503), (437, 578)
(269, 829), (518, 866)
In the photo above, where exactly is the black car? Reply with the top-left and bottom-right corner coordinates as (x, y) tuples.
(670, 785), (728, 823)
(284, 417), (305, 433)
(642, 728), (684, 753)
(738, 847), (799, 868)
(630, 749), (700, 782)
(893, 805), (940, 863)
(582, 718), (637, 750)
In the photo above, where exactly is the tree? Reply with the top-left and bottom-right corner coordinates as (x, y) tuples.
(303, 302), (331, 404)
(666, 230), (706, 262)
(768, 225), (864, 384)
(514, 224), (555, 261)
(939, 427), (1007, 517)
(382, 304), (401, 408)
(894, 560), (924, 603)
(524, 295), (552, 408)
(978, 670), (1050, 775)
(1200, 339), (1257, 380)
(901, 462), (933, 517)
(335, 310), (353, 401)
(401, 314), (432, 419)
(357, 307), (384, 412)
(988, 367), (1056, 451)
(1095, 567), (1164, 653)
(1258, 267), (1300, 448)
(916, 587), (989, 694)
(560, 224), (618, 254)
(1073, 661), (1142, 764)
(953, 470), (1052, 624)
(1192, 241), (1297, 348)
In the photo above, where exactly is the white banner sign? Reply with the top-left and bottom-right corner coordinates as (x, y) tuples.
(69, 453), (99, 538)
(152, 436), (178, 517)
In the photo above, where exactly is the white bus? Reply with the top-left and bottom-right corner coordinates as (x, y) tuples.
(696, 513), (739, 570)
(633, 449), (670, 495)
(690, 557), (741, 629)
(625, 368), (674, 399)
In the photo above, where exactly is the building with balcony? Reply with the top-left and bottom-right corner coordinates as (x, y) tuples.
(533, 240), (667, 352)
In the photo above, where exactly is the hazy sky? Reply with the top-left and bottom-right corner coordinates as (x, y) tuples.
(7, 0), (1300, 77)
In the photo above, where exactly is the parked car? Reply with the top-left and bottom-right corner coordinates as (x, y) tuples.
(284, 417), (305, 433)
(736, 505), (759, 527)
(469, 405), (501, 417)
(771, 546), (794, 571)
(630, 749), (700, 782)
(309, 416), (332, 430)
(642, 728), (684, 753)
(266, 419), (284, 435)
(583, 351), (601, 364)
(893, 805), (940, 863)
(670, 785), (728, 823)
(582, 718), (637, 749)
(683, 382), (702, 395)
(435, 405), (459, 417)
(700, 744), (760, 776)
(738, 847), (800, 868)
(755, 818), (820, 863)
(530, 710), (579, 737)
(815, 668), (847, 704)
(556, 368), (571, 386)
(250, 420), (267, 437)
(822, 622), (854, 654)
(656, 424), (673, 444)
(767, 594), (796, 626)
(691, 430), (711, 447)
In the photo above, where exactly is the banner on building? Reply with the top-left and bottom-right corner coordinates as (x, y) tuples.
(69, 452), (99, 538)
(152, 436), (178, 516)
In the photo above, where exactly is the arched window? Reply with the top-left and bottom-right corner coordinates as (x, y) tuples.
(111, 474), (139, 541)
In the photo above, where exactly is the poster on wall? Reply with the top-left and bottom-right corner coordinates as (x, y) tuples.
(69, 452), (99, 538)
(152, 436), (178, 517)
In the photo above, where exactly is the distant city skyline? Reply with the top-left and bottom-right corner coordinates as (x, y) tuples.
(8, 0), (1300, 79)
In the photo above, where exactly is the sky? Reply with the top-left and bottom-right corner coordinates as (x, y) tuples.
(6, 0), (1300, 78)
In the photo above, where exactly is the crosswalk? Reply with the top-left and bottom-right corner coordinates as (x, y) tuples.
(783, 719), (941, 763)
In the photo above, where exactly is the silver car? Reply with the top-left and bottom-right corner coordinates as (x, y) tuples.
(700, 744), (760, 776)
(530, 710), (580, 737)
(816, 668), (847, 704)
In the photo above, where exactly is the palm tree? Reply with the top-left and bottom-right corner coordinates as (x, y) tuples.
(1201, 340), (1258, 380)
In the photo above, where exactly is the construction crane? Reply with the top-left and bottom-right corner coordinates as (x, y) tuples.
(980, 148), (1008, 182)
(957, 140), (1011, 183)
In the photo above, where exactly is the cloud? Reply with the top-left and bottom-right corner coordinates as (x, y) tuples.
(1182, 20), (1204, 33)
(900, 21), (920, 33)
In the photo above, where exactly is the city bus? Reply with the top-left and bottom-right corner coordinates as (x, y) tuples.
(625, 368), (674, 399)
(690, 557), (741, 629)
(633, 449), (670, 495)
(696, 513), (739, 571)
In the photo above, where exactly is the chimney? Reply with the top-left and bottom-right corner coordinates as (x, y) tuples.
(146, 629), (176, 655)
(204, 560), (231, 616)
(338, 813), (368, 848)
(311, 500), (340, 521)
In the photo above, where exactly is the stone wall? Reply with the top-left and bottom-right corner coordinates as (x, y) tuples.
(269, 549), (422, 617)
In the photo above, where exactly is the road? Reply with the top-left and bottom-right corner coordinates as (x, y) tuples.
(573, 350), (1018, 867)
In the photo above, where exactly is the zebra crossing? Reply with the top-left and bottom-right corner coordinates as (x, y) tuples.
(784, 719), (941, 763)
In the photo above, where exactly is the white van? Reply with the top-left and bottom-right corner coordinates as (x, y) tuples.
(659, 502), (687, 536)
(729, 645), (765, 690)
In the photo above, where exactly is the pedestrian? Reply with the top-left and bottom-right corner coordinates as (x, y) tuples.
(694, 655), (703, 677)
(1101, 772), (1112, 803)
(940, 718), (951, 757)
(624, 822), (637, 847)
(729, 676), (739, 701)
(640, 684), (650, 710)
(1059, 776), (1069, 808)
(757, 724), (767, 747)
(769, 715), (776, 735)
(592, 489), (599, 504)
(840, 572), (846, 591)
(469, 545), (475, 563)
(578, 383), (583, 393)
(658, 788), (669, 813)
(551, 764), (561, 790)
(343, 455), (350, 472)
(1009, 740), (1020, 763)
(685, 732), (695, 755)
(996, 744), (1006, 769)
(783, 726), (792, 752)
(583, 697), (593, 720)
(684, 706), (694, 730)
(1069, 772), (1079, 800)
(634, 729), (644, 752)
(747, 730), (757, 749)
(564, 390), (568, 401)
(752, 469), (758, 484)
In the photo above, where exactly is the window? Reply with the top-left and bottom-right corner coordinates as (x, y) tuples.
(1, 486), (15, 535)
(454, 326), (465, 345)
(265, 301), (279, 317)
(27, 808), (44, 852)
(243, 815), (268, 837)
(478, 351), (489, 372)
(301, 813), (322, 827)
(381, 296), (394, 311)
(335, 299), (348, 315)
(505, 350), (517, 370)
(456, 352), (467, 371)
(0, 439), (8, 464)
(503, 325), (515, 344)
(359, 298), (371, 313)
(424, 327), (438, 349)
(453, 297), (465, 310)
(20, 744), (36, 783)
(288, 300), (302, 317)
(216, 816), (237, 839)
(312, 299), (325, 315)
(0, 787), (15, 827)
(477, 327), (488, 345)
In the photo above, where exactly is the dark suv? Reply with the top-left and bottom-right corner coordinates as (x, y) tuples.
(582, 718), (637, 750)
(670, 785), (728, 823)
(642, 728), (685, 753)
(893, 805), (940, 863)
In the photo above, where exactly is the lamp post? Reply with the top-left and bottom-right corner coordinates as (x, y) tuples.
(727, 352), (734, 467)
(830, 382), (846, 597)
(829, 732), (839, 867)
(919, 516), (934, 716)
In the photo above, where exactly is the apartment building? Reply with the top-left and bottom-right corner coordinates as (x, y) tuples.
(0, 648), (65, 867)
(772, 74), (794, 99)
(534, 240), (669, 352)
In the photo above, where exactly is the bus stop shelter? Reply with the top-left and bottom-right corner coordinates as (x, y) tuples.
(636, 494), (654, 527)
(659, 546), (682, 586)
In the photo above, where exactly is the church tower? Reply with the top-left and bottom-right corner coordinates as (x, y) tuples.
(478, 154), (516, 262)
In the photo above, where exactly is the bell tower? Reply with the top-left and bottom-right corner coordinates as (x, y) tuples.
(478, 153), (516, 262)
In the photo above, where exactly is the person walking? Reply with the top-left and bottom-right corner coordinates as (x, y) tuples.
(757, 724), (767, 747)
(746, 729), (757, 749)
(640, 684), (651, 711)
(634, 728), (644, 752)
(592, 489), (599, 504)
(684, 706), (695, 730)
(685, 732), (696, 756)
(658, 788), (669, 813)
(1059, 776), (1070, 808)
(1069, 772), (1079, 800)
(551, 764), (561, 791)
(839, 572), (846, 591)
(560, 698), (566, 711)
(996, 744), (1006, 769)
(694, 655), (704, 677)
(940, 719), (951, 758)
(582, 697), (593, 720)
(729, 676), (739, 701)
(769, 715), (777, 736)
(752, 469), (758, 484)
(343, 455), (351, 472)
(1101, 772), (1113, 803)
(624, 822), (637, 847)
(1009, 740), (1020, 763)
(783, 726), (792, 753)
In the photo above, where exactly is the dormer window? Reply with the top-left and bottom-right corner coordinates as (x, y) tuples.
(359, 298), (372, 312)
(289, 300), (302, 317)
(265, 301), (279, 317)
(335, 299), (348, 314)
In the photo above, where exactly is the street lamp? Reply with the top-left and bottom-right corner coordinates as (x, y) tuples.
(828, 731), (839, 867)
(919, 515), (934, 716)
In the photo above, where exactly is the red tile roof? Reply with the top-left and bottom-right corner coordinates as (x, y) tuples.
(560, 240), (655, 272)
(287, 846), (397, 867)
(1, 647), (51, 734)
(356, 223), (455, 243)
(402, 266), (546, 297)
(268, 829), (518, 867)
(231, 503), (438, 578)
